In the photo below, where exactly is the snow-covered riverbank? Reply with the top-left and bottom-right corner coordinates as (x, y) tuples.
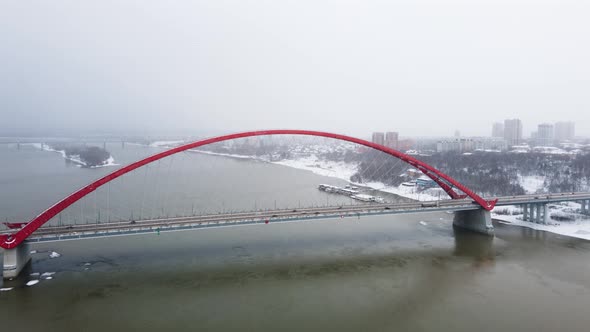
(193, 150), (441, 201)
(193, 149), (590, 240)
(492, 202), (590, 240)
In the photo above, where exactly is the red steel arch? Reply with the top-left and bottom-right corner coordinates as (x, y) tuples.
(0, 130), (497, 249)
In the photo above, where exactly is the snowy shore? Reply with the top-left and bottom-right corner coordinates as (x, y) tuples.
(192, 149), (590, 241)
(492, 202), (590, 240)
(192, 149), (442, 201)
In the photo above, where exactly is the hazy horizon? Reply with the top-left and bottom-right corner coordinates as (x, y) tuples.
(2, 1), (589, 138)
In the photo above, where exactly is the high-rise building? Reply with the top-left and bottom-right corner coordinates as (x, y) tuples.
(385, 132), (399, 149)
(554, 122), (575, 142)
(537, 123), (554, 146)
(371, 132), (385, 146)
(492, 122), (504, 138)
(504, 119), (523, 146)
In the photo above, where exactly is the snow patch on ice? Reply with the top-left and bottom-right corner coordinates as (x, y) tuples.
(419, 221), (428, 226)
(26, 280), (40, 286)
(41, 272), (55, 278)
(49, 251), (61, 258)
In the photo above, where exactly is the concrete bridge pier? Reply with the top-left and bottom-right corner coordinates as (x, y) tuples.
(542, 204), (550, 224)
(518, 203), (553, 224)
(3, 243), (31, 279)
(522, 204), (529, 221)
(453, 209), (494, 236)
(582, 200), (589, 215)
(524, 203), (536, 222)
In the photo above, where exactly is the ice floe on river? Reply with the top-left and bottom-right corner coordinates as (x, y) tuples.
(26, 280), (39, 287)
(49, 251), (61, 258)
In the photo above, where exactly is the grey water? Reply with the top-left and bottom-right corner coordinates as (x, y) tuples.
(1, 142), (590, 331)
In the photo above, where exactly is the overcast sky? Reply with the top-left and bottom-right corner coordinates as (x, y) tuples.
(1, 0), (589, 137)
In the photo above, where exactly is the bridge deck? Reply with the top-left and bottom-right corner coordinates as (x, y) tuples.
(3, 192), (589, 244)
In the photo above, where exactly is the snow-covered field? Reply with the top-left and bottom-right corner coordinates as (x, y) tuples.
(33, 143), (119, 168)
(518, 174), (546, 194)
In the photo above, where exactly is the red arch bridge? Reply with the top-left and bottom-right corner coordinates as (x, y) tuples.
(2, 130), (590, 278)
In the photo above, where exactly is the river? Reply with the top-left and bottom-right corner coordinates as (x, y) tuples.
(1, 142), (590, 331)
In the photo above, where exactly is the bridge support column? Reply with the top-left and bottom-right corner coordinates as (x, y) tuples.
(3, 242), (31, 279)
(453, 209), (494, 236)
(528, 204), (536, 223)
(542, 204), (550, 224)
(582, 200), (589, 215)
(522, 204), (533, 221)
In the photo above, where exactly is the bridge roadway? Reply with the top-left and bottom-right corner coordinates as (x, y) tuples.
(2, 192), (588, 244)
